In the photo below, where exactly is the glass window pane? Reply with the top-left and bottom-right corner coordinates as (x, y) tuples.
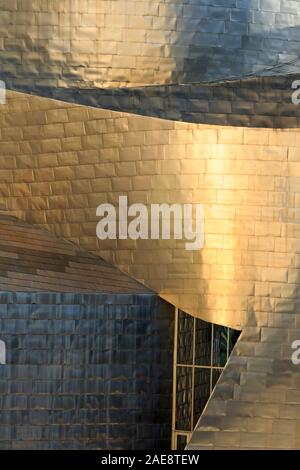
(212, 368), (223, 391)
(177, 310), (194, 365)
(228, 328), (241, 357)
(175, 366), (193, 431)
(176, 434), (187, 450)
(193, 368), (211, 427)
(212, 325), (228, 367)
(195, 318), (212, 366)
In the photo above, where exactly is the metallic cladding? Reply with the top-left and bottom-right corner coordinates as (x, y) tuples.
(1, 90), (300, 330)
(1, 1), (300, 89)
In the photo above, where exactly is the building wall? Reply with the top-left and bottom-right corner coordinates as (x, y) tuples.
(48, 75), (300, 128)
(173, 309), (239, 449)
(1, 0), (300, 89)
(1, 90), (300, 329)
(0, 291), (174, 450)
(187, 311), (300, 450)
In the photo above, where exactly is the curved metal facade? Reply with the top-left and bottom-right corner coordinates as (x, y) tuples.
(0, 291), (174, 450)
(1, 89), (300, 330)
(1, 0), (300, 89)
(2, 0), (300, 451)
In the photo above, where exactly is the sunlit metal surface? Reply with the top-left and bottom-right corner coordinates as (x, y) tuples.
(2, 0), (300, 450)
(187, 314), (300, 449)
(1, 90), (300, 331)
(2, 1), (300, 90)
(3, 86), (300, 446)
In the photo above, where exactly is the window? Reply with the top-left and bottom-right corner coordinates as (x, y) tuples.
(172, 310), (240, 449)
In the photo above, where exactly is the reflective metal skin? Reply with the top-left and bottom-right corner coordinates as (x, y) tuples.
(1, 90), (300, 331)
(2, 90), (300, 448)
(2, 0), (300, 451)
(1, 1), (300, 89)
(187, 314), (300, 449)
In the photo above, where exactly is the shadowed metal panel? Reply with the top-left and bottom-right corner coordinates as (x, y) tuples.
(0, 292), (174, 450)
(0, 214), (149, 294)
(32, 75), (300, 128)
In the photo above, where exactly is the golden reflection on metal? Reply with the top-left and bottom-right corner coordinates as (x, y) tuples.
(1, 91), (300, 330)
